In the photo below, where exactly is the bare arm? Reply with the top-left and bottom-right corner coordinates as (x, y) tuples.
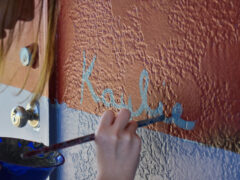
(95, 109), (141, 180)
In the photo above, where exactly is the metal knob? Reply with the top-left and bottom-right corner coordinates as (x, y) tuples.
(10, 103), (39, 128)
(19, 43), (38, 67)
(20, 47), (32, 66)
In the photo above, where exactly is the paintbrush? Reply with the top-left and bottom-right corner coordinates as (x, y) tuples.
(21, 114), (165, 158)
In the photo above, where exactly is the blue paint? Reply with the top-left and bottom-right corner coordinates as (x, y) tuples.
(0, 158), (61, 180)
(162, 81), (165, 86)
(18, 142), (22, 147)
(80, 51), (195, 130)
(37, 154), (45, 158)
(163, 103), (195, 130)
(17, 142), (37, 149)
(27, 142), (36, 150)
(0, 138), (2, 143)
(80, 51), (100, 104)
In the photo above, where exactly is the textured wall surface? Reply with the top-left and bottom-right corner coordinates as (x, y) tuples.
(53, 0), (240, 179)
(52, 102), (240, 180)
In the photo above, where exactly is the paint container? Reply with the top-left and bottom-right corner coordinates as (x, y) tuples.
(0, 137), (64, 180)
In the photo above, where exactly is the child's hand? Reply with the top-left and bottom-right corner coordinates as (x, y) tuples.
(95, 109), (141, 180)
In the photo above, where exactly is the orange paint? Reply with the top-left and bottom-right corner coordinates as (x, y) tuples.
(54, 0), (240, 152)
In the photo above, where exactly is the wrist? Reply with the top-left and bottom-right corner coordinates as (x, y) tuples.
(96, 172), (133, 180)
(96, 173), (113, 180)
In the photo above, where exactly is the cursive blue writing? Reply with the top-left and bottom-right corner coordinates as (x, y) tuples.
(80, 51), (195, 130)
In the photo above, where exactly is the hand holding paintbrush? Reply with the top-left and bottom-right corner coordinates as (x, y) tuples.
(22, 109), (165, 158)
(96, 109), (144, 180)
(22, 109), (165, 180)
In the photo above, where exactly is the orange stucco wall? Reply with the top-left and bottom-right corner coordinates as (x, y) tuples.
(54, 0), (240, 153)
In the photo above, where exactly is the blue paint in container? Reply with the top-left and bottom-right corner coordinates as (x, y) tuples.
(0, 137), (64, 180)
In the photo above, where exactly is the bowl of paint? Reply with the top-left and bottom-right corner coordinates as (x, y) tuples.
(0, 137), (64, 180)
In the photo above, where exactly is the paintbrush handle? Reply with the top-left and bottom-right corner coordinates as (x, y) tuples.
(136, 115), (165, 127)
(22, 134), (95, 158)
(22, 115), (165, 158)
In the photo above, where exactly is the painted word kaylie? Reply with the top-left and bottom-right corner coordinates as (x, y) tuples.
(80, 51), (195, 130)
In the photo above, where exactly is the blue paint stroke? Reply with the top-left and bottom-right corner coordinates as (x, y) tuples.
(162, 81), (165, 86)
(163, 103), (195, 130)
(18, 142), (22, 147)
(80, 51), (195, 130)
(80, 51), (100, 104)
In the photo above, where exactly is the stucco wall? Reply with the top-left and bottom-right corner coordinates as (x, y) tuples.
(51, 103), (240, 180)
(52, 0), (240, 179)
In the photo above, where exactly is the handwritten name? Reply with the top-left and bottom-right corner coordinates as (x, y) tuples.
(80, 51), (195, 130)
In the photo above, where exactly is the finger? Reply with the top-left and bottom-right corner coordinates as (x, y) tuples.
(126, 121), (138, 133)
(113, 109), (131, 131)
(99, 110), (115, 128)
